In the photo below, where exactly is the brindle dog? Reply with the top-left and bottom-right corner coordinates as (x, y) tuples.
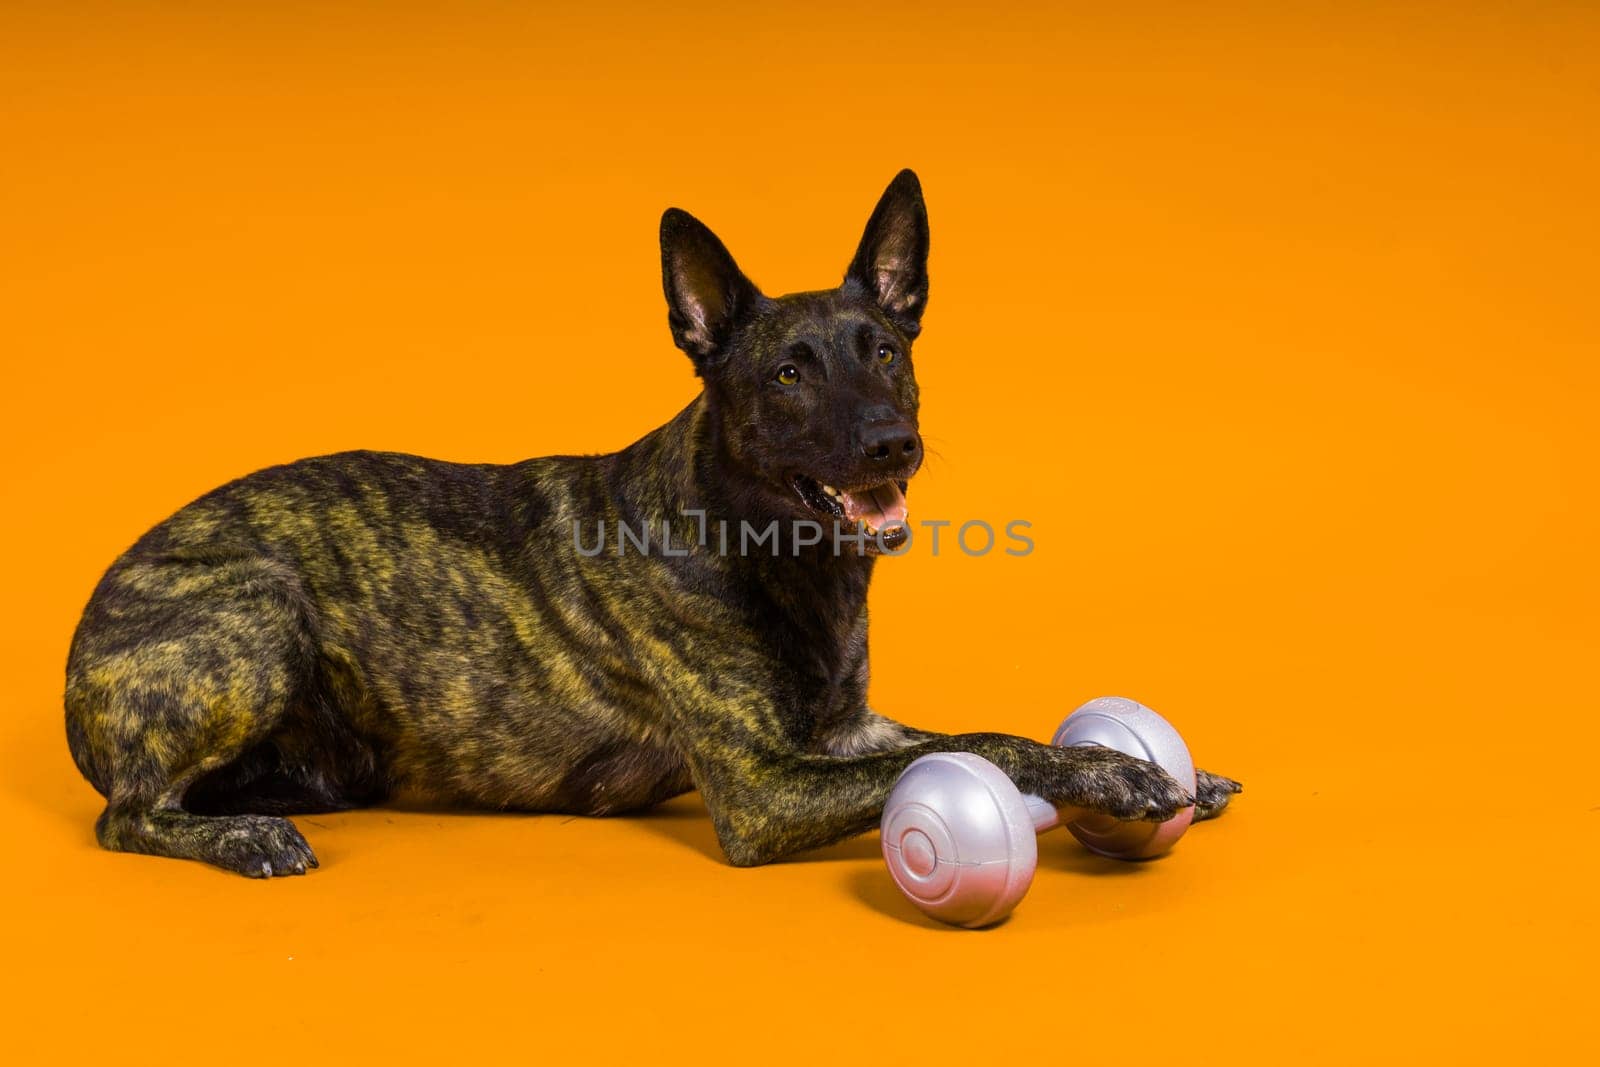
(65, 170), (1240, 877)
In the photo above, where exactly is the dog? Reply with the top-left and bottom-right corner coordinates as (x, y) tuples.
(64, 170), (1240, 877)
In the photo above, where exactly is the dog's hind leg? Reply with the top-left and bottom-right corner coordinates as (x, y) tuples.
(65, 551), (323, 877)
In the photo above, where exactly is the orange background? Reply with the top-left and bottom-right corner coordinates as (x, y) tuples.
(2, 2), (1596, 1062)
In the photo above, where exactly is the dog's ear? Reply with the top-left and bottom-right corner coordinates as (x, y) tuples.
(843, 169), (930, 338)
(660, 208), (760, 367)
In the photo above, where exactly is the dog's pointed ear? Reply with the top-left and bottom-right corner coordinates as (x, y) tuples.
(843, 168), (930, 338)
(660, 208), (760, 366)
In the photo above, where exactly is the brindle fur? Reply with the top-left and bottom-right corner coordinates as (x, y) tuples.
(65, 170), (1239, 877)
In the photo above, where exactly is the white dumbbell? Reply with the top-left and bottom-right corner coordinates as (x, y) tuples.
(879, 696), (1197, 928)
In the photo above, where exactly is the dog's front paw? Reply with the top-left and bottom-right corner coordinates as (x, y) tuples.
(1194, 767), (1243, 821)
(1057, 747), (1193, 822)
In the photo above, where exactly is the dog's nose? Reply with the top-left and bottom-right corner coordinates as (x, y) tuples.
(860, 420), (921, 465)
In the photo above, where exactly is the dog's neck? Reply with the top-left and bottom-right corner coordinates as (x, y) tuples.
(610, 393), (876, 674)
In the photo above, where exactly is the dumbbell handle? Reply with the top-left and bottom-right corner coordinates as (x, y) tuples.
(1021, 793), (1061, 833)
(1022, 793), (1107, 833)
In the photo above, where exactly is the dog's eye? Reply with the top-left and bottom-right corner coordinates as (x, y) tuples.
(775, 364), (799, 385)
(876, 343), (897, 365)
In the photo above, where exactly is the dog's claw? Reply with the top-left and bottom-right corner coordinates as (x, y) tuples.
(1194, 768), (1243, 821)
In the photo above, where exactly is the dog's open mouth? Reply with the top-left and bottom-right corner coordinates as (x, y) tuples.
(790, 474), (911, 549)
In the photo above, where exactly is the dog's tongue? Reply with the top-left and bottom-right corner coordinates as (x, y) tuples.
(840, 483), (908, 530)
